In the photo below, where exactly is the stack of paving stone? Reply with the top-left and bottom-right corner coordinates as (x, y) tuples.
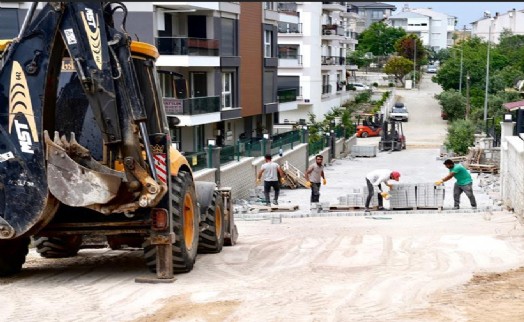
(416, 183), (445, 209)
(351, 145), (378, 157)
(389, 183), (417, 209)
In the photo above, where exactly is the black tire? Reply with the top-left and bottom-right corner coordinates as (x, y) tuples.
(144, 171), (199, 273)
(0, 237), (30, 277)
(198, 191), (225, 254)
(107, 235), (143, 250)
(34, 236), (82, 258)
(361, 132), (368, 138)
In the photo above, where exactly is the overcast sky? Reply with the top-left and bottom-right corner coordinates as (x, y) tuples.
(384, 2), (521, 28)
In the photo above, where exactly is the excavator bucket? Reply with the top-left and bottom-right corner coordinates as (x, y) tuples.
(45, 131), (124, 207)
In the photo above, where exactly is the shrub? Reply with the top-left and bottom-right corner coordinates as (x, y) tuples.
(372, 82), (379, 87)
(388, 82), (394, 87)
(444, 119), (475, 155)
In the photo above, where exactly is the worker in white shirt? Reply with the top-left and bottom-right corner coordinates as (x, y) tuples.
(364, 169), (400, 212)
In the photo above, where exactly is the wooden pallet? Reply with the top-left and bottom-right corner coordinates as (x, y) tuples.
(251, 204), (299, 212)
(467, 163), (498, 174)
(281, 161), (309, 189)
(328, 204), (370, 211)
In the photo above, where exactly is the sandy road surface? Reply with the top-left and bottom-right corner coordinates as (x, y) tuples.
(2, 76), (524, 322)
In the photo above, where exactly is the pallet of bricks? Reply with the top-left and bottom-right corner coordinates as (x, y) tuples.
(415, 183), (445, 210)
(389, 183), (417, 210)
(351, 145), (378, 158)
(331, 187), (378, 211)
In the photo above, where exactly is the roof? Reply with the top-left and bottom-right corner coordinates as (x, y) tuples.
(347, 2), (396, 10)
(389, 11), (428, 19)
(503, 100), (524, 111)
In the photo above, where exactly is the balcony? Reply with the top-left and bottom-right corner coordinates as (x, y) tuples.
(278, 22), (302, 34)
(155, 37), (219, 56)
(278, 53), (303, 68)
(277, 2), (299, 16)
(321, 56), (345, 66)
(163, 96), (220, 116)
(277, 88), (300, 103)
(322, 24), (345, 37)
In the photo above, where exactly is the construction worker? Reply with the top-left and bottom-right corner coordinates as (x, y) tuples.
(305, 155), (326, 203)
(364, 169), (401, 212)
(436, 159), (477, 210)
(257, 154), (285, 206)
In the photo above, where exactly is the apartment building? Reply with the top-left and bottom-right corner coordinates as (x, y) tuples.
(471, 8), (524, 45)
(346, 2), (396, 30)
(277, 2), (361, 125)
(389, 4), (456, 51)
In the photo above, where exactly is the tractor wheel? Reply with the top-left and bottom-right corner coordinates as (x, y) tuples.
(144, 171), (199, 273)
(198, 191), (225, 254)
(361, 132), (368, 138)
(34, 236), (82, 258)
(0, 237), (30, 277)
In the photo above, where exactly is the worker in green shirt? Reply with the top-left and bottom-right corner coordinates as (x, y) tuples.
(435, 159), (477, 210)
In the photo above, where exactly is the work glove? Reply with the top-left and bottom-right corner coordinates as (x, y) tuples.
(435, 180), (443, 186)
(256, 178), (261, 185)
(280, 177), (286, 184)
(305, 181), (311, 188)
(380, 192), (390, 200)
(322, 178), (327, 185)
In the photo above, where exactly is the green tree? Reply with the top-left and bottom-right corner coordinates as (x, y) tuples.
(445, 119), (475, 155)
(383, 56), (413, 86)
(434, 89), (466, 121)
(356, 22), (406, 56)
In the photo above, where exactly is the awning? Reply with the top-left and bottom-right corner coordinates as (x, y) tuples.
(503, 100), (524, 111)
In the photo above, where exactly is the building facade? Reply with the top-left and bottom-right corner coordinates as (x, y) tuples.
(471, 8), (524, 45)
(389, 4), (456, 51)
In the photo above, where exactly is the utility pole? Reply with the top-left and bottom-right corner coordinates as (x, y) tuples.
(413, 38), (417, 89)
(459, 25), (466, 94)
(466, 71), (471, 119)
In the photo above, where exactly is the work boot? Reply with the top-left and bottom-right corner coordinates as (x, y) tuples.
(273, 200), (278, 205)
(452, 206), (460, 210)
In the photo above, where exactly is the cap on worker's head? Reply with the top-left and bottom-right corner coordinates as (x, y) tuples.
(391, 171), (401, 181)
(265, 154), (272, 160)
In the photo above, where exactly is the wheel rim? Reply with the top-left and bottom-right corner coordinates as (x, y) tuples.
(215, 205), (223, 239)
(183, 192), (195, 249)
(362, 132), (368, 138)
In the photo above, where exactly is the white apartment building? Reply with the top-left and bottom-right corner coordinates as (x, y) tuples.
(277, 2), (361, 125)
(389, 4), (456, 51)
(472, 8), (524, 44)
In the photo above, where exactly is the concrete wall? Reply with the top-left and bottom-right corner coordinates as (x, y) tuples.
(500, 122), (524, 217)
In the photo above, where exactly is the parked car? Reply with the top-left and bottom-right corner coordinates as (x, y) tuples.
(348, 83), (370, 91)
(427, 65), (437, 73)
(389, 102), (409, 122)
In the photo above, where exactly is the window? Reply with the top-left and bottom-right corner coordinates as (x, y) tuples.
(0, 9), (19, 39)
(158, 73), (174, 97)
(221, 72), (232, 109)
(278, 45), (299, 59)
(263, 71), (275, 103)
(264, 30), (272, 58)
(221, 18), (236, 56)
(371, 10), (384, 19)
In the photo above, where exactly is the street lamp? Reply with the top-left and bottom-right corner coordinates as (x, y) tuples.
(483, 12), (495, 129)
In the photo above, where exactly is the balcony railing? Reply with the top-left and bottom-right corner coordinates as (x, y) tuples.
(277, 2), (298, 15)
(321, 56), (345, 65)
(155, 37), (219, 56)
(322, 24), (345, 36)
(278, 22), (302, 34)
(321, 84), (332, 94)
(278, 53), (302, 64)
(277, 88), (300, 103)
(163, 96), (220, 115)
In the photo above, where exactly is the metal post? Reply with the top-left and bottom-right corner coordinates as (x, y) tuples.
(413, 38), (416, 89)
(483, 16), (493, 130)
(459, 48), (463, 94)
